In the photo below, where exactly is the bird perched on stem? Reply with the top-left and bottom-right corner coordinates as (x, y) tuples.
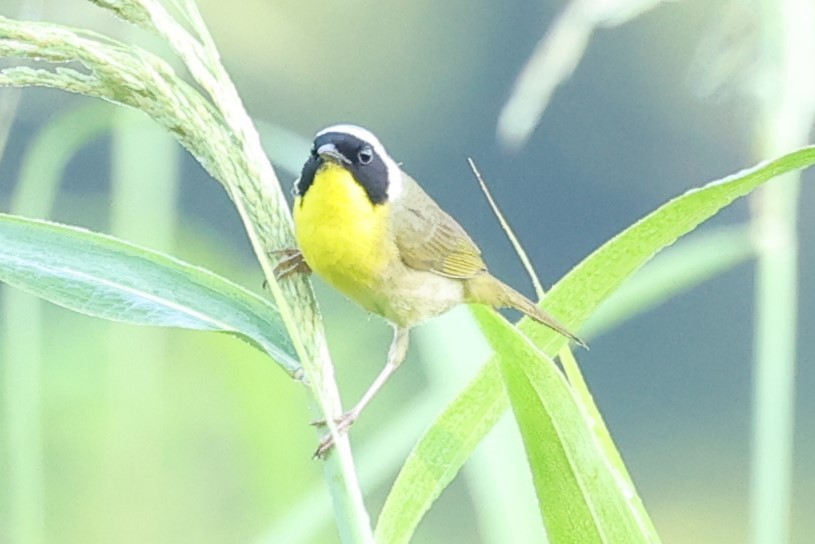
(276, 124), (583, 457)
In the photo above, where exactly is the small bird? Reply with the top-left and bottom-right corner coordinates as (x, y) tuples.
(277, 124), (583, 457)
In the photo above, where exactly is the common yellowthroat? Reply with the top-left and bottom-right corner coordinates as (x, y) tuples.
(277, 124), (583, 456)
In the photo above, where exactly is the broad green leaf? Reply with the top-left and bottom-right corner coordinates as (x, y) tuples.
(473, 305), (649, 543)
(0, 213), (300, 376)
(374, 361), (508, 544)
(377, 145), (815, 543)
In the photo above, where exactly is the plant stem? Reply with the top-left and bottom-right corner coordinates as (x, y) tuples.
(131, 1), (373, 538)
(751, 1), (815, 542)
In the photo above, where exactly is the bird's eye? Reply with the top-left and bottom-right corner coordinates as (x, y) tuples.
(357, 147), (373, 165)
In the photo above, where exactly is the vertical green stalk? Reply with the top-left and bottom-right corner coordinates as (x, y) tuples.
(106, 102), (177, 537)
(146, 3), (374, 537)
(751, 177), (798, 544)
(0, 87), (21, 160)
(2, 102), (111, 544)
(2, 285), (44, 544)
(751, 1), (815, 542)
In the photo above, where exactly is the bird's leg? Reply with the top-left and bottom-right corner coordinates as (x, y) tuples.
(270, 248), (311, 279)
(313, 326), (410, 458)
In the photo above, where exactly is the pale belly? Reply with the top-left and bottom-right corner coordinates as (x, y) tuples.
(372, 263), (465, 327)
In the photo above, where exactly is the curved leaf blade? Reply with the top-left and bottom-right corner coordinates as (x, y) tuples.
(374, 361), (508, 544)
(530, 145), (815, 351)
(474, 305), (650, 543)
(583, 226), (754, 339)
(0, 213), (300, 376)
(377, 145), (815, 542)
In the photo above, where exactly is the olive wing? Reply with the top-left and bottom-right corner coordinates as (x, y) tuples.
(393, 176), (486, 279)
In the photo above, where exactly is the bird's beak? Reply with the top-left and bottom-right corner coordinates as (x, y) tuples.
(317, 143), (351, 165)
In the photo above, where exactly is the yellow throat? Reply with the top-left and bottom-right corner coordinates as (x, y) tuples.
(293, 162), (394, 307)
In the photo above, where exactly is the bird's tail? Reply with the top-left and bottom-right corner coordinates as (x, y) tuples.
(466, 274), (586, 348)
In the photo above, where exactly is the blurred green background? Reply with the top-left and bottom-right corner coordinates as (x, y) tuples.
(1, 0), (813, 543)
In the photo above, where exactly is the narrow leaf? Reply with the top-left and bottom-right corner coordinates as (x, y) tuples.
(474, 305), (650, 543)
(377, 145), (815, 542)
(530, 146), (815, 351)
(583, 226), (754, 338)
(374, 361), (508, 544)
(0, 213), (300, 376)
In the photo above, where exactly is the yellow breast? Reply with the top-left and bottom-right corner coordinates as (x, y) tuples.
(293, 163), (394, 311)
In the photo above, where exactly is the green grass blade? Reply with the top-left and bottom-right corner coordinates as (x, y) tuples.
(377, 145), (815, 542)
(0, 213), (300, 375)
(583, 225), (755, 339)
(374, 360), (509, 544)
(473, 305), (650, 543)
(529, 145), (815, 350)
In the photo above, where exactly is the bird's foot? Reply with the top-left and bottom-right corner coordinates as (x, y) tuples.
(311, 411), (358, 459)
(270, 248), (311, 280)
